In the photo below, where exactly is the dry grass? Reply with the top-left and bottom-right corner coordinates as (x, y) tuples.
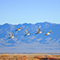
(0, 53), (60, 60)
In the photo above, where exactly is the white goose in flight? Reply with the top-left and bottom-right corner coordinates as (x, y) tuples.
(15, 27), (21, 31)
(35, 26), (42, 34)
(9, 32), (14, 39)
(24, 30), (30, 36)
(45, 30), (52, 36)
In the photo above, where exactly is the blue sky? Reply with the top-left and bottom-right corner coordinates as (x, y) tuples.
(0, 0), (60, 24)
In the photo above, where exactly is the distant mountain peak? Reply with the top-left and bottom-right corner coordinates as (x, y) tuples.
(2, 22), (60, 25)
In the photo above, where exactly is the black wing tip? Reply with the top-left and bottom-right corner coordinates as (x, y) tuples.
(15, 30), (17, 31)
(8, 37), (11, 39)
(35, 33), (37, 35)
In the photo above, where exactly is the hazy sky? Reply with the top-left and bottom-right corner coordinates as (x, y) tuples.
(0, 0), (60, 24)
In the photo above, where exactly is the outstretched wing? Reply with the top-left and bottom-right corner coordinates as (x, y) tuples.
(10, 32), (13, 37)
(26, 30), (29, 34)
(19, 27), (21, 29)
(37, 26), (41, 33)
(48, 30), (51, 33)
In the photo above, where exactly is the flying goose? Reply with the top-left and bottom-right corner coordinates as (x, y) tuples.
(9, 32), (14, 39)
(35, 26), (42, 34)
(24, 30), (30, 36)
(15, 27), (21, 31)
(45, 30), (51, 36)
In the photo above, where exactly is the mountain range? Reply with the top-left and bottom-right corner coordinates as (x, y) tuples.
(0, 22), (60, 53)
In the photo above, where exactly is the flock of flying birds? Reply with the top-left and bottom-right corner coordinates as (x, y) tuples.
(9, 26), (52, 39)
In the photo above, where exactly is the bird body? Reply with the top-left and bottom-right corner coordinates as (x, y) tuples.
(24, 33), (30, 36)
(36, 31), (42, 34)
(9, 36), (14, 39)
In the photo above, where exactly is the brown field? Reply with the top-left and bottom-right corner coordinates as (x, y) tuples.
(0, 53), (60, 60)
